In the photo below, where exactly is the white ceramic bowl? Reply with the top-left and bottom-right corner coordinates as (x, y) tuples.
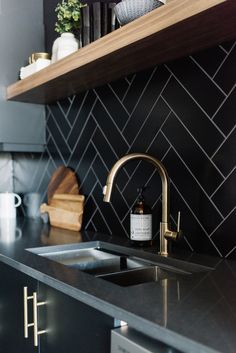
(114, 0), (165, 26)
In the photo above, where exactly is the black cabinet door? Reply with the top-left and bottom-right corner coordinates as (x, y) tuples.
(0, 262), (39, 353)
(39, 282), (114, 353)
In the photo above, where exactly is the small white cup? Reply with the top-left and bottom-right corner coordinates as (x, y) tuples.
(23, 192), (41, 219)
(0, 218), (22, 243)
(0, 193), (21, 219)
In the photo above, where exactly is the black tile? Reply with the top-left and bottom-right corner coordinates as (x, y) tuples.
(109, 77), (130, 101)
(92, 128), (117, 170)
(91, 129), (129, 190)
(76, 145), (97, 187)
(129, 97), (170, 152)
(67, 90), (97, 149)
(147, 131), (170, 159)
(123, 67), (155, 113)
(214, 44), (236, 94)
(91, 155), (109, 187)
(92, 100), (129, 157)
(167, 56), (225, 116)
(163, 149), (223, 234)
(213, 87), (236, 135)
(162, 113), (223, 196)
(47, 117), (71, 161)
(213, 128), (236, 176)
(162, 77), (224, 156)
(94, 85), (129, 130)
(58, 97), (73, 116)
(83, 196), (97, 229)
(68, 118), (96, 170)
(93, 183), (128, 237)
(192, 46), (226, 77)
(169, 186), (220, 257)
(48, 102), (71, 138)
(123, 161), (160, 208)
(67, 92), (87, 125)
(123, 66), (171, 144)
(211, 210), (236, 257)
(90, 209), (111, 235)
(220, 40), (236, 53)
(109, 184), (130, 221)
(212, 169), (236, 217)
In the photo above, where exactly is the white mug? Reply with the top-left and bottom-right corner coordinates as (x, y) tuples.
(0, 193), (22, 219)
(0, 217), (22, 243)
(23, 192), (41, 219)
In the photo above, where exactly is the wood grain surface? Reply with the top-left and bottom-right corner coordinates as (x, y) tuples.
(7, 0), (236, 104)
(47, 166), (79, 204)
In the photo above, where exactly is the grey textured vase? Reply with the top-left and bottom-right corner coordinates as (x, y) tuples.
(114, 0), (165, 25)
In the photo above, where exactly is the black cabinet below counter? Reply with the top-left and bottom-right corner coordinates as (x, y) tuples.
(0, 261), (114, 353)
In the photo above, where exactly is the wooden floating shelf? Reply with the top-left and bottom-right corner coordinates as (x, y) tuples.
(6, 0), (236, 104)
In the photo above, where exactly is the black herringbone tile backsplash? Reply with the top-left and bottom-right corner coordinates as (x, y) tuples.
(39, 40), (236, 259)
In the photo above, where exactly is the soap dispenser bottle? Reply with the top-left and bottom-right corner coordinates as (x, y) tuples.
(130, 187), (152, 246)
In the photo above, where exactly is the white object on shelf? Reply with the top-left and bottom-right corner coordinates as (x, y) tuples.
(20, 59), (51, 79)
(51, 33), (79, 63)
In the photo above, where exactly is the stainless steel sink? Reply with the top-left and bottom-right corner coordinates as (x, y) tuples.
(27, 241), (211, 286)
(97, 266), (175, 286)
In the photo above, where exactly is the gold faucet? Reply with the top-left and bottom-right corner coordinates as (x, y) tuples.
(103, 153), (181, 256)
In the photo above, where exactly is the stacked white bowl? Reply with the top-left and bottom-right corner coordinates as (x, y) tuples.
(114, 0), (166, 26)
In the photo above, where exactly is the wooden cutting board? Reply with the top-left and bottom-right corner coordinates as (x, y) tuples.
(47, 166), (79, 204)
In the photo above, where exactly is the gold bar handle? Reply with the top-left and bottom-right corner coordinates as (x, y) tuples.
(23, 287), (34, 338)
(33, 292), (46, 347)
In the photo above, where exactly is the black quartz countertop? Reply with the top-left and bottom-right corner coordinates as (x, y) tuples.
(0, 218), (235, 353)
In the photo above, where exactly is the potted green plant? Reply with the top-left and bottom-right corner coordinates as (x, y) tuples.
(52, 0), (86, 63)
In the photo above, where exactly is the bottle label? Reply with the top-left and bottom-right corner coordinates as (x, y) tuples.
(130, 214), (152, 241)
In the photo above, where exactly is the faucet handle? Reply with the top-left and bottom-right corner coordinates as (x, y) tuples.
(177, 211), (181, 233)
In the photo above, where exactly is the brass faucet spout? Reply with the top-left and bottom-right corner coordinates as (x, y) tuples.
(103, 153), (180, 255)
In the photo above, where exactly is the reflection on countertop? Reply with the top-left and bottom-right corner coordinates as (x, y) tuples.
(0, 218), (235, 353)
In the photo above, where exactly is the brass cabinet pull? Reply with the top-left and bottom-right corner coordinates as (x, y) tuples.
(33, 292), (46, 347)
(23, 287), (34, 338)
(23, 287), (46, 347)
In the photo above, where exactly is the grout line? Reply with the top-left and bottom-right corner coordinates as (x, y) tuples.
(170, 181), (223, 256)
(84, 180), (99, 206)
(190, 55), (227, 97)
(210, 124), (236, 160)
(122, 75), (136, 102)
(79, 154), (98, 190)
(169, 179), (210, 236)
(212, 41), (236, 79)
(210, 166), (236, 199)
(45, 126), (67, 165)
(219, 44), (229, 55)
(67, 94), (97, 143)
(225, 246), (236, 259)
(66, 109), (97, 166)
(93, 90), (130, 147)
(69, 125), (97, 172)
(211, 83), (236, 120)
(165, 64), (227, 132)
(161, 131), (225, 220)
(107, 82), (131, 116)
(161, 95), (226, 180)
(47, 105), (72, 153)
(90, 141), (110, 174)
(122, 67), (158, 132)
(183, 236), (194, 251)
(209, 206), (235, 237)
(128, 77), (172, 151)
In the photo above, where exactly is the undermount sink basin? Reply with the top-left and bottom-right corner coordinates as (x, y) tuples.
(27, 241), (211, 287)
(97, 266), (175, 286)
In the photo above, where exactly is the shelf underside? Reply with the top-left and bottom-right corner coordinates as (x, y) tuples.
(6, 0), (236, 104)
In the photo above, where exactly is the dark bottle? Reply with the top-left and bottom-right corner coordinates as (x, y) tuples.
(130, 187), (152, 247)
